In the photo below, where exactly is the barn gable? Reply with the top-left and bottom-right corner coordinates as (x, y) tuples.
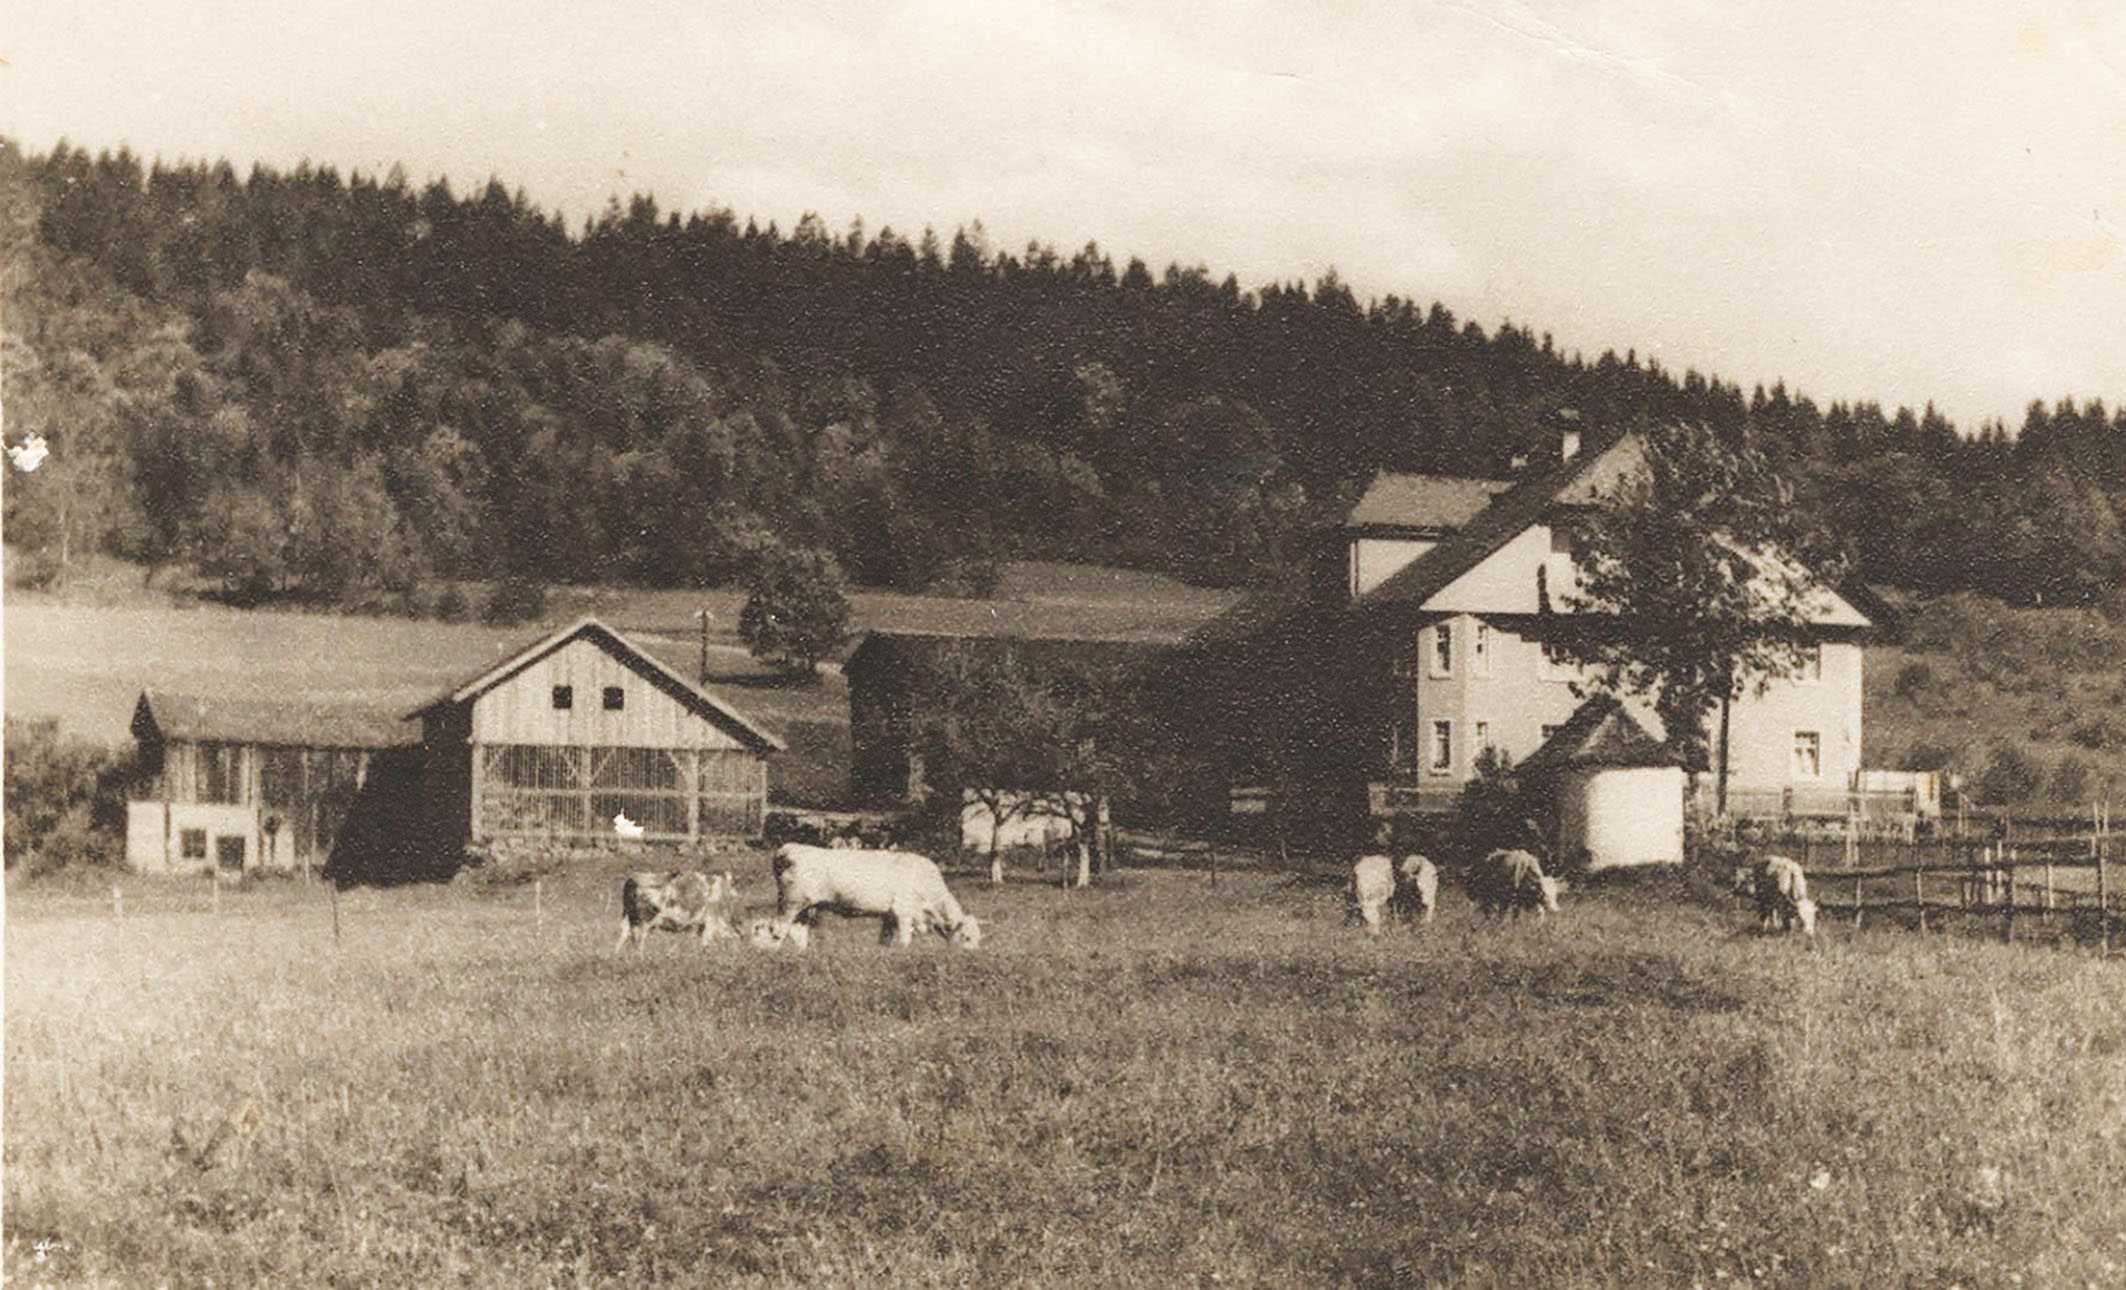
(412, 616), (784, 752)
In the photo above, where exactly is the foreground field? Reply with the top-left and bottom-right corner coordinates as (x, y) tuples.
(7, 862), (2125, 1287)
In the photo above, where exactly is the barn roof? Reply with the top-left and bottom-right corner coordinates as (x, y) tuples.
(1345, 472), (1513, 532)
(1514, 694), (1679, 773)
(133, 691), (422, 750)
(409, 615), (785, 752)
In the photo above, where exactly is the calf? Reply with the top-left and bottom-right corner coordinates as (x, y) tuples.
(1350, 854), (1396, 935)
(616, 870), (738, 949)
(771, 844), (982, 949)
(1752, 854), (1817, 936)
(1474, 848), (1563, 918)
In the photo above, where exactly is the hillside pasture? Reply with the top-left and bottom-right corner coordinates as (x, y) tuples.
(7, 862), (2124, 1287)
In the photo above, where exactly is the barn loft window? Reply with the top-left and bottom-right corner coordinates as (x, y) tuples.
(1429, 720), (1453, 774)
(1430, 624), (1454, 677)
(603, 686), (625, 711)
(1793, 731), (1822, 779)
(552, 685), (573, 710)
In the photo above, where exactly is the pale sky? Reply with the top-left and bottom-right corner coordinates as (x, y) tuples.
(4, 0), (2122, 431)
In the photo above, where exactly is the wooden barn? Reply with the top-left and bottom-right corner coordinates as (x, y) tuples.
(125, 691), (421, 876)
(410, 616), (784, 847)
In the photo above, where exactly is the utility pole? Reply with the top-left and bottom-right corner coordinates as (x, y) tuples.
(696, 608), (713, 683)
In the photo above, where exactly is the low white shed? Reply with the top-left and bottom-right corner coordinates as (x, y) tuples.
(1519, 696), (1685, 870)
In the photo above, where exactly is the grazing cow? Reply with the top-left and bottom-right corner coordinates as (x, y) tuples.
(771, 844), (982, 948)
(1752, 854), (1817, 936)
(1350, 854), (1396, 935)
(1395, 855), (1440, 925)
(1474, 849), (1564, 918)
(616, 870), (738, 949)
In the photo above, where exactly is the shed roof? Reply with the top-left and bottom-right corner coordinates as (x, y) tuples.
(1514, 694), (1678, 773)
(1345, 472), (1513, 531)
(409, 615), (785, 752)
(133, 691), (422, 750)
(845, 628), (1173, 679)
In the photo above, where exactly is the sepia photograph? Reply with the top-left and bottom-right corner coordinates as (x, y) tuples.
(3, 2), (2123, 1284)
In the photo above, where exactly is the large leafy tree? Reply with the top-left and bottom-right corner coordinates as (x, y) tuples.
(738, 545), (851, 677)
(1555, 421), (1849, 810)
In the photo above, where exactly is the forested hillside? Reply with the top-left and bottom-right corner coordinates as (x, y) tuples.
(4, 139), (2122, 611)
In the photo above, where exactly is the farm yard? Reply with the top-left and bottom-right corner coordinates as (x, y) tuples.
(8, 858), (2126, 1287)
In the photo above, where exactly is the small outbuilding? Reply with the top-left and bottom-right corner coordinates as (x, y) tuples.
(1517, 695), (1686, 870)
(126, 691), (421, 876)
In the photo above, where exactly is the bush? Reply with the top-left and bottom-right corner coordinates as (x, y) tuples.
(738, 545), (851, 677)
(2049, 755), (2093, 805)
(1898, 742), (1958, 772)
(2067, 715), (2126, 752)
(432, 584), (470, 622)
(4, 718), (127, 875)
(481, 575), (548, 626)
(1974, 743), (2045, 806)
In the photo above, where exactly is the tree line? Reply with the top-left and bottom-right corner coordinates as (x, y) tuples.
(4, 139), (2121, 611)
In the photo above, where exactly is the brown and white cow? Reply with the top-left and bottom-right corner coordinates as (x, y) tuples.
(1474, 848), (1564, 918)
(1751, 854), (1817, 936)
(770, 844), (981, 949)
(616, 870), (739, 949)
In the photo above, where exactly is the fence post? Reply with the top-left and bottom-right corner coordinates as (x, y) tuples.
(2003, 851), (2015, 944)
(331, 880), (342, 946)
(535, 878), (544, 928)
(2100, 832), (2112, 959)
(1914, 866), (1926, 933)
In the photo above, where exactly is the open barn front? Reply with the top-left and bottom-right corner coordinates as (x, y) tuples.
(474, 743), (767, 843)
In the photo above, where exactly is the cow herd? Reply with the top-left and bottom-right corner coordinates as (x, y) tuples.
(615, 837), (1817, 954)
(617, 842), (981, 953)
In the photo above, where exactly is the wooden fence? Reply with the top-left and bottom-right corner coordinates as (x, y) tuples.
(1798, 824), (2119, 952)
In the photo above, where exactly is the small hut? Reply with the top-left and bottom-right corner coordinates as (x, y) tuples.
(1517, 695), (1685, 870)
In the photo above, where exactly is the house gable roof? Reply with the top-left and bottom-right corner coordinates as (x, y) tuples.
(1345, 472), (1513, 533)
(1358, 433), (1646, 612)
(134, 691), (422, 750)
(1357, 431), (1869, 627)
(1515, 694), (1678, 773)
(409, 615), (785, 752)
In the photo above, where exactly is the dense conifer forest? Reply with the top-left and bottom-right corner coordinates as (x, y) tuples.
(4, 139), (2121, 611)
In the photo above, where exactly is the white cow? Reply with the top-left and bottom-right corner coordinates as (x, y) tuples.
(771, 844), (982, 949)
(1752, 854), (1817, 936)
(1350, 854), (1396, 935)
(1475, 849), (1563, 918)
(617, 870), (739, 949)
(1395, 855), (1440, 925)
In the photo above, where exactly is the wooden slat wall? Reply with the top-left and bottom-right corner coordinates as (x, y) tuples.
(468, 637), (750, 751)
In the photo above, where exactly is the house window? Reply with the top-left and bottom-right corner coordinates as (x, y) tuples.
(1475, 721), (1491, 754)
(197, 742), (245, 804)
(1431, 624), (1454, 677)
(1793, 731), (1822, 779)
(603, 685), (625, 711)
(1538, 640), (1574, 683)
(552, 685), (573, 710)
(1429, 721), (1453, 774)
(180, 828), (208, 859)
(1472, 622), (1491, 677)
(1797, 642), (1823, 683)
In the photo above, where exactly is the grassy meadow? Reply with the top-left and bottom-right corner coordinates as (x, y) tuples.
(8, 858), (2126, 1287)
